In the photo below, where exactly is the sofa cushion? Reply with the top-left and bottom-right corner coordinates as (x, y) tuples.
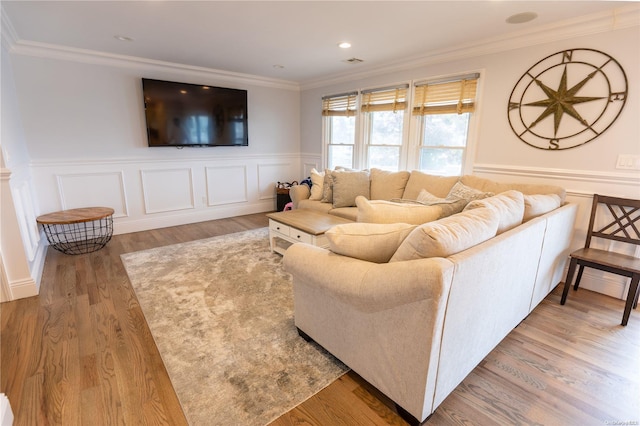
(390, 207), (500, 261)
(298, 199), (334, 214)
(464, 190), (525, 234)
(331, 170), (370, 208)
(309, 168), (325, 201)
(370, 168), (411, 200)
(326, 222), (417, 263)
(523, 194), (562, 221)
(321, 169), (334, 203)
(461, 175), (566, 202)
(402, 171), (459, 200)
(329, 207), (358, 221)
(356, 196), (442, 225)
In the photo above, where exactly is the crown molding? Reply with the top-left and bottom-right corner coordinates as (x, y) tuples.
(1, 13), (300, 92)
(300, 4), (640, 91)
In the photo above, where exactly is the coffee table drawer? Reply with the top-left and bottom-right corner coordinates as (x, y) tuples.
(288, 229), (313, 244)
(269, 220), (291, 235)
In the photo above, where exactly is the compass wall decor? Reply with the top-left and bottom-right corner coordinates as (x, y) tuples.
(508, 48), (627, 150)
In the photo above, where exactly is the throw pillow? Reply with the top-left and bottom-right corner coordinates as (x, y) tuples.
(464, 190), (525, 234)
(390, 207), (500, 262)
(415, 189), (470, 218)
(325, 222), (417, 263)
(331, 170), (370, 208)
(523, 194), (562, 221)
(356, 196), (442, 225)
(370, 168), (411, 200)
(447, 181), (494, 203)
(320, 169), (334, 203)
(309, 168), (325, 201)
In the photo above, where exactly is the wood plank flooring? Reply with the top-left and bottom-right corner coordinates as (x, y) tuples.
(2, 212), (639, 425)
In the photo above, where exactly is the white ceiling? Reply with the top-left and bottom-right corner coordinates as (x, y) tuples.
(1, 1), (636, 85)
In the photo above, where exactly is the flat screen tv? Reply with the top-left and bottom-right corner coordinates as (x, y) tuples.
(142, 78), (248, 147)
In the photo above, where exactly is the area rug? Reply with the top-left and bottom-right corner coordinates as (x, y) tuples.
(121, 228), (348, 425)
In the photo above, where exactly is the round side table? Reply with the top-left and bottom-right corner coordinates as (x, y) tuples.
(36, 207), (115, 255)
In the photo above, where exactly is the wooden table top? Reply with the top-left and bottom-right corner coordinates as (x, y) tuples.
(267, 209), (352, 235)
(36, 207), (115, 225)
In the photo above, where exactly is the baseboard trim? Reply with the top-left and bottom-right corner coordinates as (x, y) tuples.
(9, 276), (39, 300)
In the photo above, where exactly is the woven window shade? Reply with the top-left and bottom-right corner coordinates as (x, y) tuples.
(361, 85), (408, 113)
(413, 75), (479, 115)
(322, 92), (358, 116)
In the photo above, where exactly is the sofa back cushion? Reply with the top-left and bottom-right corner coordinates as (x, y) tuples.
(523, 193), (562, 221)
(461, 175), (566, 202)
(390, 207), (499, 261)
(463, 190), (525, 234)
(402, 171), (459, 200)
(370, 168), (411, 200)
(326, 222), (417, 263)
(356, 196), (442, 225)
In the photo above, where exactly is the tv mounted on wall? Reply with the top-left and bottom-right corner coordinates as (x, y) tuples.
(142, 78), (248, 147)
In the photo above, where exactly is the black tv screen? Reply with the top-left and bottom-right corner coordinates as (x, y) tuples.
(142, 78), (248, 147)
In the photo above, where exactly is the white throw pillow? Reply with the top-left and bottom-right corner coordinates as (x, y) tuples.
(390, 207), (500, 262)
(326, 222), (417, 263)
(309, 168), (325, 201)
(356, 196), (442, 225)
(464, 190), (525, 234)
(523, 194), (562, 221)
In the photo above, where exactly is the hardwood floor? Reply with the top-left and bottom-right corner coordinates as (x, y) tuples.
(2, 213), (638, 425)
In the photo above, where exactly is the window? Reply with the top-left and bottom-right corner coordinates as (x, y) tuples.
(322, 92), (357, 169)
(321, 73), (480, 175)
(361, 85), (408, 171)
(412, 74), (479, 176)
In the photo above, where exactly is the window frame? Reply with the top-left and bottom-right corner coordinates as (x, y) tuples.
(321, 71), (482, 175)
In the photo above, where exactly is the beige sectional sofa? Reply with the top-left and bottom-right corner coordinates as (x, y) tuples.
(283, 169), (578, 424)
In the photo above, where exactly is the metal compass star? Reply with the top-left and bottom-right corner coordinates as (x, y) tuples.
(525, 65), (604, 136)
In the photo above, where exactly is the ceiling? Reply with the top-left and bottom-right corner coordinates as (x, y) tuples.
(1, 1), (635, 85)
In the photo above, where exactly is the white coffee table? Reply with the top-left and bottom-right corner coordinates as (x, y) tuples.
(266, 210), (352, 255)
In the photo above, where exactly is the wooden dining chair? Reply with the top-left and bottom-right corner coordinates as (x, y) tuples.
(560, 194), (640, 326)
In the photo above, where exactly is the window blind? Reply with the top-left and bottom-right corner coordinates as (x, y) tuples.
(322, 92), (358, 116)
(361, 85), (409, 113)
(413, 74), (479, 115)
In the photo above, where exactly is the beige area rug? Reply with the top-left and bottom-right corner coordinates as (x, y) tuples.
(121, 228), (348, 425)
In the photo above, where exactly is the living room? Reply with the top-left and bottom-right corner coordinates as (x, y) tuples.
(1, 1), (639, 424)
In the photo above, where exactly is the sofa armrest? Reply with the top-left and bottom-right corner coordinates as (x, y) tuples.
(289, 184), (310, 209)
(283, 243), (455, 312)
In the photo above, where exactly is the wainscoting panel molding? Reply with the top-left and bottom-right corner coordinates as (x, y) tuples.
(303, 162), (319, 179)
(56, 171), (129, 217)
(205, 165), (248, 206)
(474, 163), (640, 299)
(141, 167), (195, 214)
(257, 162), (295, 201)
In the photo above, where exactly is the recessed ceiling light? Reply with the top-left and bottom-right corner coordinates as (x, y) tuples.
(506, 12), (538, 24)
(338, 42), (352, 49)
(273, 64), (285, 69)
(114, 35), (134, 42)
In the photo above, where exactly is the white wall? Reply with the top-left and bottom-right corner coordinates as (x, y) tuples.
(300, 21), (640, 299)
(1, 42), (43, 300)
(9, 49), (303, 236)
(2, 43), (302, 300)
